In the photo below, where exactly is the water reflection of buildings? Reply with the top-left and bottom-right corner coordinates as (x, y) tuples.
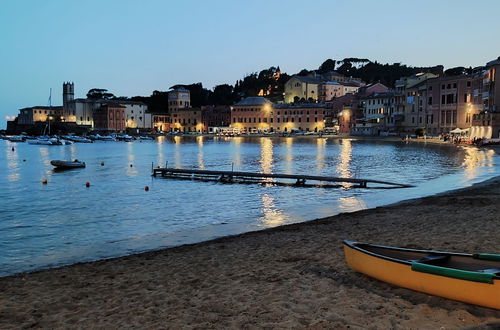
(316, 138), (326, 170)
(197, 136), (205, 169)
(260, 193), (288, 227)
(284, 137), (293, 173)
(260, 138), (274, 181)
(338, 196), (366, 213)
(126, 142), (138, 176)
(462, 146), (496, 180)
(231, 137), (243, 168)
(6, 144), (20, 182)
(336, 139), (353, 188)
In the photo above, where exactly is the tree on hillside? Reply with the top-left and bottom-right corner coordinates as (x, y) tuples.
(297, 69), (311, 76)
(317, 59), (336, 74)
(444, 66), (472, 76)
(87, 88), (114, 100)
(209, 84), (234, 105)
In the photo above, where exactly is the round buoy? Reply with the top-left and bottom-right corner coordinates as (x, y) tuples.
(11, 147), (15, 151)
(100, 162), (104, 166)
(144, 186), (149, 191)
(157, 165), (161, 168)
(23, 159), (26, 162)
(41, 178), (48, 184)
(85, 181), (90, 188)
(130, 164), (133, 167)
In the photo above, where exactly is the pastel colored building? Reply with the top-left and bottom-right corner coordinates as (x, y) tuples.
(93, 103), (126, 131)
(471, 57), (500, 138)
(284, 76), (321, 103)
(231, 97), (325, 133)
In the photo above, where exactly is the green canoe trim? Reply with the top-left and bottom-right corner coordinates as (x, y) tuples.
(473, 253), (500, 262)
(411, 262), (494, 284)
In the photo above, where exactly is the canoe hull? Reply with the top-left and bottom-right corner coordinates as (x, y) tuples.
(343, 242), (500, 310)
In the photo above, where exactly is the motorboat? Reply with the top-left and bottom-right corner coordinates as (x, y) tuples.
(50, 159), (86, 169)
(63, 136), (93, 143)
(116, 134), (133, 142)
(8, 135), (25, 142)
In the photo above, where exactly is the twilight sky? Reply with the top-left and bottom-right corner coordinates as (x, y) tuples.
(1, 0), (500, 128)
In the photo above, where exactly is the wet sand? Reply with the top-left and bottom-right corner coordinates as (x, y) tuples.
(1, 178), (500, 329)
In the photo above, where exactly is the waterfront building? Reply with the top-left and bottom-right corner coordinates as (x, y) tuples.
(427, 74), (482, 135)
(168, 88), (191, 111)
(201, 105), (231, 130)
(352, 92), (397, 135)
(93, 103), (126, 131)
(123, 102), (151, 130)
(325, 94), (358, 134)
(171, 108), (204, 133)
(394, 73), (439, 134)
(231, 97), (325, 133)
(17, 106), (63, 125)
(62, 82), (151, 130)
(471, 57), (500, 138)
(318, 81), (360, 102)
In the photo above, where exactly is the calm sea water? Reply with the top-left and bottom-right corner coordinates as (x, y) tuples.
(0, 137), (498, 276)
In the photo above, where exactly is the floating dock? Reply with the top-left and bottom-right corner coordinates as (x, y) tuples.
(152, 167), (414, 189)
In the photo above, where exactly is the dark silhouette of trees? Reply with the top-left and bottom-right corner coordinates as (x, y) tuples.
(317, 59), (336, 74)
(444, 66), (473, 76)
(87, 88), (114, 100)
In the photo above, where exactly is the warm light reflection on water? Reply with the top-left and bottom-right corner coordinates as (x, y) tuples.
(126, 143), (138, 176)
(197, 136), (205, 169)
(0, 138), (498, 277)
(232, 137), (242, 168)
(338, 196), (367, 213)
(462, 146), (496, 180)
(284, 137), (293, 173)
(259, 193), (287, 226)
(316, 138), (326, 170)
(337, 139), (353, 188)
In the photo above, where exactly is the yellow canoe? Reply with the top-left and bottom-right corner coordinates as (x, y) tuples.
(343, 240), (500, 309)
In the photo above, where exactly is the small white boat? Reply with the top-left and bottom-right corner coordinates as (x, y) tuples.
(99, 135), (116, 141)
(50, 159), (86, 169)
(66, 136), (92, 143)
(8, 136), (25, 142)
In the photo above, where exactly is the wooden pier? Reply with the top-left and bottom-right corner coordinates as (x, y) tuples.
(152, 167), (414, 189)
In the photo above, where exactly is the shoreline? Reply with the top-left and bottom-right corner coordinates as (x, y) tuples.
(1, 176), (500, 328)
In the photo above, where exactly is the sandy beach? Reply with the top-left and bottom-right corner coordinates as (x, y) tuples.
(1, 177), (500, 329)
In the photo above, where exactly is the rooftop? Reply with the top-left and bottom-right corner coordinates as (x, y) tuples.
(234, 97), (272, 106)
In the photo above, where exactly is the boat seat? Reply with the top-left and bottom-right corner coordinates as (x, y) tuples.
(411, 254), (450, 265)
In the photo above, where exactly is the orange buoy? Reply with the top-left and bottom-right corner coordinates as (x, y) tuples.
(41, 178), (48, 184)
(144, 186), (149, 191)
(85, 181), (90, 188)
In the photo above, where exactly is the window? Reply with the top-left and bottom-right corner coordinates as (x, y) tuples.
(453, 83), (457, 88)
(467, 81), (471, 87)
(442, 84), (445, 90)
(446, 94), (454, 104)
(428, 97), (433, 105)
(428, 86), (433, 91)
(447, 84), (451, 89)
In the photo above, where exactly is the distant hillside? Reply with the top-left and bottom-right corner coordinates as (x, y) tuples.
(130, 58), (449, 110)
